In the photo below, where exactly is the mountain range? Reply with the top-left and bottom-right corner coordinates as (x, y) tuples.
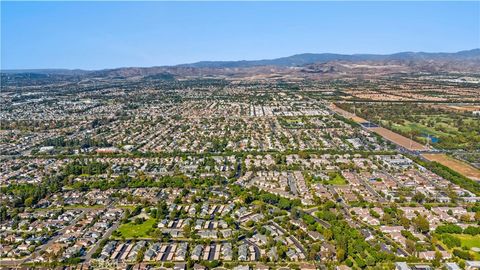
(2, 49), (480, 76)
(177, 49), (480, 68)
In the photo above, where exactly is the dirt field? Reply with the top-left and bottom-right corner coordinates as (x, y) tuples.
(369, 127), (430, 151)
(330, 104), (367, 123)
(446, 105), (480, 112)
(422, 154), (480, 181)
(331, 103), (430, 151)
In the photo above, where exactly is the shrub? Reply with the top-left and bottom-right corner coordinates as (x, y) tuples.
(453, 249), (473, 260)
(441, 234), (461, 248)
(435, 224), (463, 234)
(464, 226), (480, 236)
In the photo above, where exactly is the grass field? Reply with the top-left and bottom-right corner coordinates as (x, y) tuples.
(327, 174), (348, 185)
(455, 234), (480, 260)
(334, 102), (480, 151)
(115, 217), (156, 239)
(454, 234), (480, 249)
(388, 120), (448, 138)
(422, 154), (480, 181)
(330, 103), (429, 151)
(383, 115), (478, 150)
(439, 234), (480, 260)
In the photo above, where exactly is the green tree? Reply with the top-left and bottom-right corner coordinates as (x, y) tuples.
(24, 197), (34, 207)
(413, 215), (429, 233)
(336, 248), (346, 261)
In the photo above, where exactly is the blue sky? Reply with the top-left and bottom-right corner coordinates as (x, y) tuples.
(2, 1), (479, 70)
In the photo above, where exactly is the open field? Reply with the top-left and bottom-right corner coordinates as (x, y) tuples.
(454, 234), (480, 249)
(382, 115), (479, 150)
(445, 105), (480, 112)
(115, 218), (156, 239)
(454, 152), (480, 169)
(335, 102), (480, 150)
(327, 174), (348, 185)
(387, 120), (449, 138)
(454, 234), (480, 260)
(330, 104), (366, 123)
(331, 103), (429, 151)
(369, 126), (430, 151)
(422, 153), (480, 181)
(439, 234), (480, 260)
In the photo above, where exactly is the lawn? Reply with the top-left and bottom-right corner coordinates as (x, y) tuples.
(454, 234), (480, 260)
(115, 217), (156, 239)
(384, 115), (479, 150)
(454, 234), (480, 249)
(326, 174), (347, 185)
(438, 234), (480, 260)
(279, 117), (310, 129)
(389, 120), (448, 138)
